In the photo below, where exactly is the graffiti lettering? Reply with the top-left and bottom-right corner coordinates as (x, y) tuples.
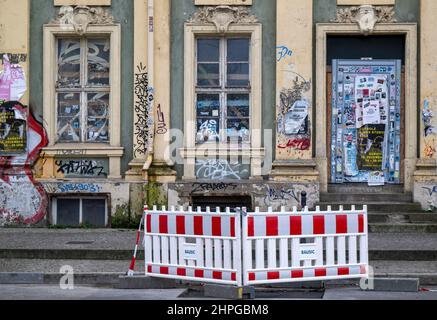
(58, 183), (102, 193)
(276, 46), (292, 62)
(156, 104), (168, 135)
(0, 53), (27, 64)
(264, 185), (299, 206)
(56, 149), (87, 156)
(134, 63), (154, 158)
(55, 160), (107, 177)
(191, 182), (238, 194)
(278, 138), (311, 151)
(196, 159), (249, 180)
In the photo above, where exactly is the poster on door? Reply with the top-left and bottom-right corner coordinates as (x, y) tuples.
(331, 60), (401, 184)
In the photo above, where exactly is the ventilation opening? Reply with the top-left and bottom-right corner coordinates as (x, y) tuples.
(191, 196), (252, 213)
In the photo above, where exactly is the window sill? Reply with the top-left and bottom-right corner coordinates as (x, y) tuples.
(42, 145), (124, 157)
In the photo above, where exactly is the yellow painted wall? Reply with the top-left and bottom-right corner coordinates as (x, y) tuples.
(0, 0), (29, 105)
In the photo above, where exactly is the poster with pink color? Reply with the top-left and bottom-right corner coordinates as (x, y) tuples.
(0, 54), (27, 102)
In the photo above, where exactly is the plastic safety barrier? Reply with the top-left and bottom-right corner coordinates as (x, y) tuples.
(143, 205), (369, 287)
(242, 206), (369, 286)
(144, 206), (242, 286)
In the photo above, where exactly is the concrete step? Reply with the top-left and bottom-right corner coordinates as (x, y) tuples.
(369, 223), (437, 234)
(320, 193), (413, 203)
(316, 202), (423, 213)
(328, 184), (405, 194)
(368, 213), (437, 224)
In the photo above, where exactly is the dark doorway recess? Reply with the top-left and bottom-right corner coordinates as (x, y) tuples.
(191, 196), (252, 212)
(327, 35), (406, 66)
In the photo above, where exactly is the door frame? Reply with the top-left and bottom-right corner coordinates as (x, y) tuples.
(315, 23), (417, 193)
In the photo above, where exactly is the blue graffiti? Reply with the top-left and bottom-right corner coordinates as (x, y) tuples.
(58, 183), (102, 193)
(276, 46), (293, 62)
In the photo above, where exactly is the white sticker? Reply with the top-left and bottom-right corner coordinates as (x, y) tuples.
(299, 243), (318, 261)
(183, 243), (197, 261)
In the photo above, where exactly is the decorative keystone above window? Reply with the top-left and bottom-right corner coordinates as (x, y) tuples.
(332, 5), (396, 35)
(194, 0), (252, 5)
(51, 5), (114, 35)
(188, 5), (258, 33)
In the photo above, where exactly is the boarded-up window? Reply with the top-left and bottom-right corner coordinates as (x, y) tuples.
(56, 38), (110, 143)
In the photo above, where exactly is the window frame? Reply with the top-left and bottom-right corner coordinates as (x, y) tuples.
(51, 196), (108, 227)
(195, 36), (252, 145)
(181, 23), (265, 180)
(55, 36), (111, 144)
(43, 24), (123, 179)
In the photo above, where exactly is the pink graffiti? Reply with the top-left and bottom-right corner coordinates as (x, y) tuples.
(278, 138), (311, 151)
(0, 101), (48, 225)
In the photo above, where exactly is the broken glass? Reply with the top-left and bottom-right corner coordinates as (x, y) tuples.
(57, 92), (81, 142)
(86, 92), (109, 142)
(57, 39), (81, 88)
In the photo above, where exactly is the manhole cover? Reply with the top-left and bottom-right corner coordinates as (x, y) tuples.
(66, 241), (95, 245)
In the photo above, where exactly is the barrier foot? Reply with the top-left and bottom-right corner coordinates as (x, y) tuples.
(204, 284), (255, 300)
(116, 276), (181, 290)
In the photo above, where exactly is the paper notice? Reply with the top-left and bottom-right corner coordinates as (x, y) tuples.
(0, 54), (27, 101)
(363, 101), (380, 125)
(284, 100), (309, 135)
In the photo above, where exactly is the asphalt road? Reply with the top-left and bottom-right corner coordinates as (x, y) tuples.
(1, 284), (437, 300)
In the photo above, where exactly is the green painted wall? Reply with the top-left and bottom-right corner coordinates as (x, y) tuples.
(170, 0), (277, 177)
(29, 0), (134, 174)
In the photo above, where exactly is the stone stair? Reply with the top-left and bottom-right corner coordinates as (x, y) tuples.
(316, 184), (437, 234)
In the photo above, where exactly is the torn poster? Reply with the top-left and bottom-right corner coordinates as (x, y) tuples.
(284, 100), (309, 135)
(0, 54), (27, 102)
(368, 171), (385, 186)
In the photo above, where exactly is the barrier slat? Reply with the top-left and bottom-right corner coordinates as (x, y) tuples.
(349, 236), (357, 264)
(326, 237), (335, 265)
(337, 236), (346, 265)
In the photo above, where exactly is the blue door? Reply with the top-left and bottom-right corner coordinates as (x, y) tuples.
(331, 59), (402, 184)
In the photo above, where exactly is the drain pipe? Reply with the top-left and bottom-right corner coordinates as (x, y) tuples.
(143, 0), (155, 175)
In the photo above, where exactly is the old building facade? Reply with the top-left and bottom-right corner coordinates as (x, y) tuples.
(0, 0), (436, 227)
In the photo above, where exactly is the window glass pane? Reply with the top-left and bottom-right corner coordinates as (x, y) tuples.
(196, 118), (220, 143)
(82, 199), (106, 227)
(197, 94), (220, 117)
(57, 93), (81, 142)
(87, 38), (110, 86)
(227, 119), (250, 142)
(197, 39), (220, 62)
(57, 39), (81, 88)
(227, 63), (249, 87)
(86, 93), (110, 142)
(227, 38), (250, 62)
(197, 63), (220, 87)
(227, 94), (249, 117)
(56, 199), (80, 226)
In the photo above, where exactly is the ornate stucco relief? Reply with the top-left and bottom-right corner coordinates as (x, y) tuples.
(188, 5), (258, 33)
(51, 5), (114, 35)
(332, 5), (396, 35)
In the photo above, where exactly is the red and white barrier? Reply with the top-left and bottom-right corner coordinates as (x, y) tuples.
(127, 205), (147, 276)
(242, 206), (369, 286)
(144, 206), (242, 286)
(143, 205), (369, 287)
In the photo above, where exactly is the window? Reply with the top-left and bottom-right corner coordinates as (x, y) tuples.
(56, 37), (110, 143)
(195, 37), (251, 144)
(53, 197), (108, 227)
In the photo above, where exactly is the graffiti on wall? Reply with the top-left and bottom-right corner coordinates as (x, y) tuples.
(156, 104), (168, 135)
(134, 62), (154, 158)
(55, 159), (108, 178)
(276, 45), (293, 62)
(423, 99), (437, 159)
(191, 182), (238, 195)
(0, 101), (49, 226)
(195, 159), (250, 180)
(264, 185), (299, 207)
(277, 77), (312, 154)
